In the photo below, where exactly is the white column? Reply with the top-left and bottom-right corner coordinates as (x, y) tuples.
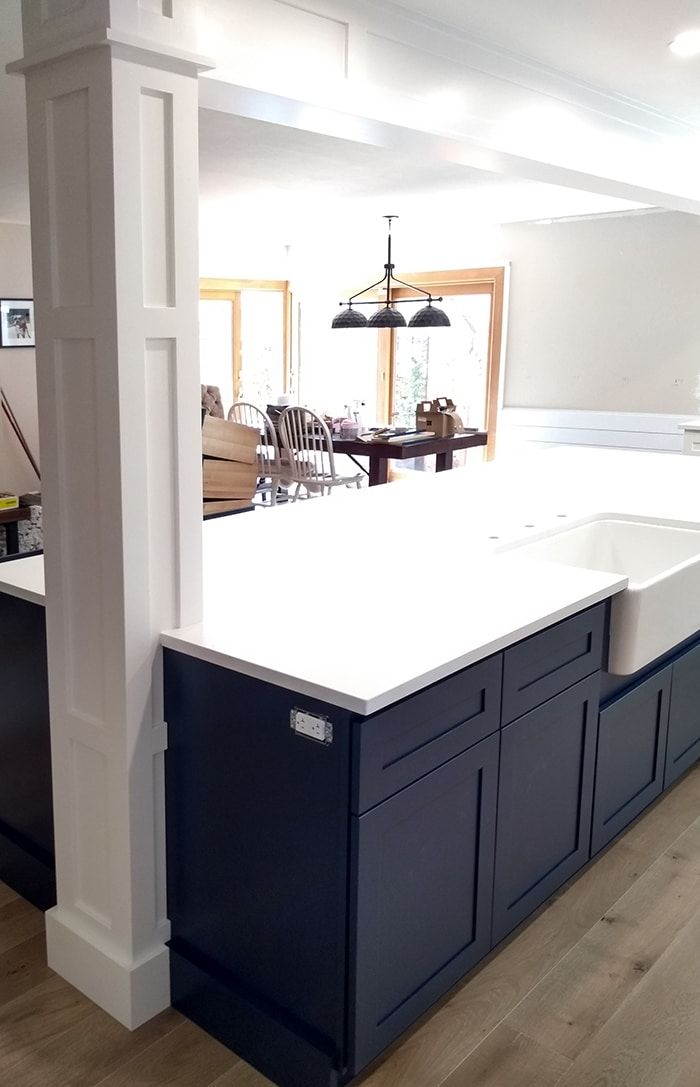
(10, 0), (210, 1028)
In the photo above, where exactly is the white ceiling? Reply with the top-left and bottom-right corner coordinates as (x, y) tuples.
(199, 107), (503, 200)
(2, 0), (699, 226)
(389, 0), (700, 126)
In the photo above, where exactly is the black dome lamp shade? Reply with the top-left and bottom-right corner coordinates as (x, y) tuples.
(408, 302), (451, 328)
(331, 215), (451, 330)
(367, 306), (406, 328)
(331, 306), (368, 328)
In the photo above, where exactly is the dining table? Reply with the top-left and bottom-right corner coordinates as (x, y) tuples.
(331, 430), (488, 486)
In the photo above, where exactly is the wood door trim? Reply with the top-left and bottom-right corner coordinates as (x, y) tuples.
(392, 267), (505, 289)
(200, 278), (289, 293)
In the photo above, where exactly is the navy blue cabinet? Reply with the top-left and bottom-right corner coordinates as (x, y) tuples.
(592, 668), (671, 855)
(164, 604), (612, 1087)
(501, 604), (605, 725)
(352, 654), (502, 814)
(492, 673), (600, 943)
(165, 649), (503, 1087)
(666, 644), (700, 788)
(0, 591), (55, 909)
(349, 733), (499, 1072)
(165, 655), (353, 1087)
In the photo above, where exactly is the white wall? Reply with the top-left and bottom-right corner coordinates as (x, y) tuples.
(0, 221), (40, 495)
(501, 210), (700, 413)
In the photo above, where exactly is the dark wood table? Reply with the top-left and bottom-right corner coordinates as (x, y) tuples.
(332, 431), (488, 486)
(0, 507), (30, 555)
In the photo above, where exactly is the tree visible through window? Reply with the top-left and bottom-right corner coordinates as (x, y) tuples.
(386, 268), (505, 460)
(393, 294), (491, 429)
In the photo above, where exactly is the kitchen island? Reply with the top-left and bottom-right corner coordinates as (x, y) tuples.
(161, 447), (700, 1087)
(5, 448), (700, 1084)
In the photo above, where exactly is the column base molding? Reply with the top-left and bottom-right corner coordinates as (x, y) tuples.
(45, 907), (170, 1029)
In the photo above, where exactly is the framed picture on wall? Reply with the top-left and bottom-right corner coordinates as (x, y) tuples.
(0, 298), (35, 348)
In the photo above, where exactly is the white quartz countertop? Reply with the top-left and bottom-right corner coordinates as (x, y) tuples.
(163, 443), (700, 715)
(0, 554), (45, 605)
(9, 447), (700, 714)
(162, 446), (700, 713)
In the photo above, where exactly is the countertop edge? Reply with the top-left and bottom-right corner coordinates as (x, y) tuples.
(0, 586), (45, 613)
(161, 578), (627, 715)
(0, 579), (46, 607)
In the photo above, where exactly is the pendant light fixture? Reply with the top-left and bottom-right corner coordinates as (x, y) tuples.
(331, 216), (451, 329)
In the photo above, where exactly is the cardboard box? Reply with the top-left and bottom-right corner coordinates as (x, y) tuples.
(415, 398), (464, 437)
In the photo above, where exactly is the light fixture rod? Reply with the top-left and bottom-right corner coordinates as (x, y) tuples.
(336, 296), (445, 307)
(344, 216), (436, 307)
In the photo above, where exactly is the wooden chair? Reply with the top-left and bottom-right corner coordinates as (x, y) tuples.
(228, 402), (282, 506)
(278, 405), (364, 500)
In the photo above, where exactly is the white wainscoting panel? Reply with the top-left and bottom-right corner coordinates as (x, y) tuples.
(500, 408), (686, 455)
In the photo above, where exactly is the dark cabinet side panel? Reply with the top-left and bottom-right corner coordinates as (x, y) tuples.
(666, 644), (700, 788)
(592, 668), (671, 856)
(349, 733), (499, 1075)
(492, 673), (600, 944)
(0, 593), (55, 909)
(164, 651), (353, 1070)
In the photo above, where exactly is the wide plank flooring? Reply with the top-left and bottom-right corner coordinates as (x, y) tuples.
(2, 763), (700, 1086)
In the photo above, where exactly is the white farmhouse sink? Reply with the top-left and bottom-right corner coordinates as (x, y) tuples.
(508, 516), (700, 674)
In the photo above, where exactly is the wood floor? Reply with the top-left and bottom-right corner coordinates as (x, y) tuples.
(4, 763), (700, 1087)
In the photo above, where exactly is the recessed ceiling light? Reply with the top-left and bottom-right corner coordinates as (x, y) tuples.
(669, 29), (700, 57)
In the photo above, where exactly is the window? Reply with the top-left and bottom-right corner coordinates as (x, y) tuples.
(381, 268), (505, 460)
(199, 279), (291, 415)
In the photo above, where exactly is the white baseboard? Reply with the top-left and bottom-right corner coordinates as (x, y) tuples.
(45, 907), (170, 1029)
(500, 408), (686, 454)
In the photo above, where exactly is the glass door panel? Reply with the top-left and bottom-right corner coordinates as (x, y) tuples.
(392, 293), (492, 430)
(240, 290), (285, 407)
(199, 298), (234, 415)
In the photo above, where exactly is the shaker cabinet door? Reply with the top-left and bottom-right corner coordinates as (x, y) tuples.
(349, 733), (499, 1075)
(666, 644), (700, 788)
(592, 668), (671, 855)
(492, 673), (600, 944)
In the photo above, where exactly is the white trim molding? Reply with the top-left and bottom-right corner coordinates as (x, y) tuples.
(500, 407), (686, 455)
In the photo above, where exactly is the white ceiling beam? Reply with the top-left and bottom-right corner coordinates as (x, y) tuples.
(199, 78), (700, 216)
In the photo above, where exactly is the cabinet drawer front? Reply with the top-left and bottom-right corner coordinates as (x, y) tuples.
(666, 644), (700, 788)
(353, 654), (502, 813)
(502, 604), (605, 724)
(349, 733), (499, 1074)
(492, 673), (600, 944)
(592, 668), (670, 855)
